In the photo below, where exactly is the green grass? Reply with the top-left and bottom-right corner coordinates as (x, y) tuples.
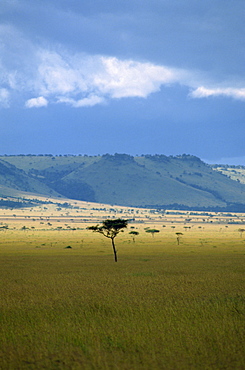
(0, 230), (245, 369)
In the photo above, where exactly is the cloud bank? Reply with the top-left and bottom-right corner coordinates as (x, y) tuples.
(32, 50), (184, 107)
(0, 26), (244, 109)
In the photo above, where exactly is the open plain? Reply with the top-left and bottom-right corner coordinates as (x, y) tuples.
(0, 202), (245, 369)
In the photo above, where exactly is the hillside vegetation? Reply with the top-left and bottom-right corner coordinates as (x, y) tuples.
(0, 154), (245, 211)
(0, 159), (60, 197)
(212, 164), (245, 185)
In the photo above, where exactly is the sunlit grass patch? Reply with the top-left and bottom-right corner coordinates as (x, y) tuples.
(0, 223), (245, 369)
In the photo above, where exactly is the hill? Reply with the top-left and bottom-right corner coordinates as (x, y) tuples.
(0, 159), (61, 197)
(1, 154), (245, 211)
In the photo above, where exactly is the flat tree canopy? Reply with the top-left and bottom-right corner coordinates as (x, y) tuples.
(129, 230), (139, 242)
(145, 229), (160, 237)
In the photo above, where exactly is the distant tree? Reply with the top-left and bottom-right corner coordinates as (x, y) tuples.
(129, 231), (139, 242)
(87, 219), (128, 262)
(145, 229), (160, 238)
(238, 228), (245, 237)
(176, 232), (183, 245)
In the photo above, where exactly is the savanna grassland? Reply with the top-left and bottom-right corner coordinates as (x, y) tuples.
(0, 204), (245, 369)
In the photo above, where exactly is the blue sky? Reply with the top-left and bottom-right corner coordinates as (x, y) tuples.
(0, 0), (245, 164)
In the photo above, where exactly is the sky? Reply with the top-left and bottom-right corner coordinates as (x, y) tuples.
(0, 0), (245, 164)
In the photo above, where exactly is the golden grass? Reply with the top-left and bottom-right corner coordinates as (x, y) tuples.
(0, 210), (245, 369)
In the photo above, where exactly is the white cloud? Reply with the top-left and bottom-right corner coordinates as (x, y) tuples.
(37, 50), (88, 96)
(190, 86), (245, 101)
(57, 95), (105, 107)
(35, 51), (182, 100)
(0, 88), (10, 107)
(93, 57), (179, 98)
(22, 50), (185, 108)
(25, 96), (48, 108)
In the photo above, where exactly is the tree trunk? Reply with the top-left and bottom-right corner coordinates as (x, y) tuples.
(111, 238), (117, 262)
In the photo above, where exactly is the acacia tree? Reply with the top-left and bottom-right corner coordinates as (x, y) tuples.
(176, 232), (183, 245)
(129, 231), (139, 242)
(238, 228), (245, 237)
(145, 229), (160, 238)
(88, 219), (128, 262)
